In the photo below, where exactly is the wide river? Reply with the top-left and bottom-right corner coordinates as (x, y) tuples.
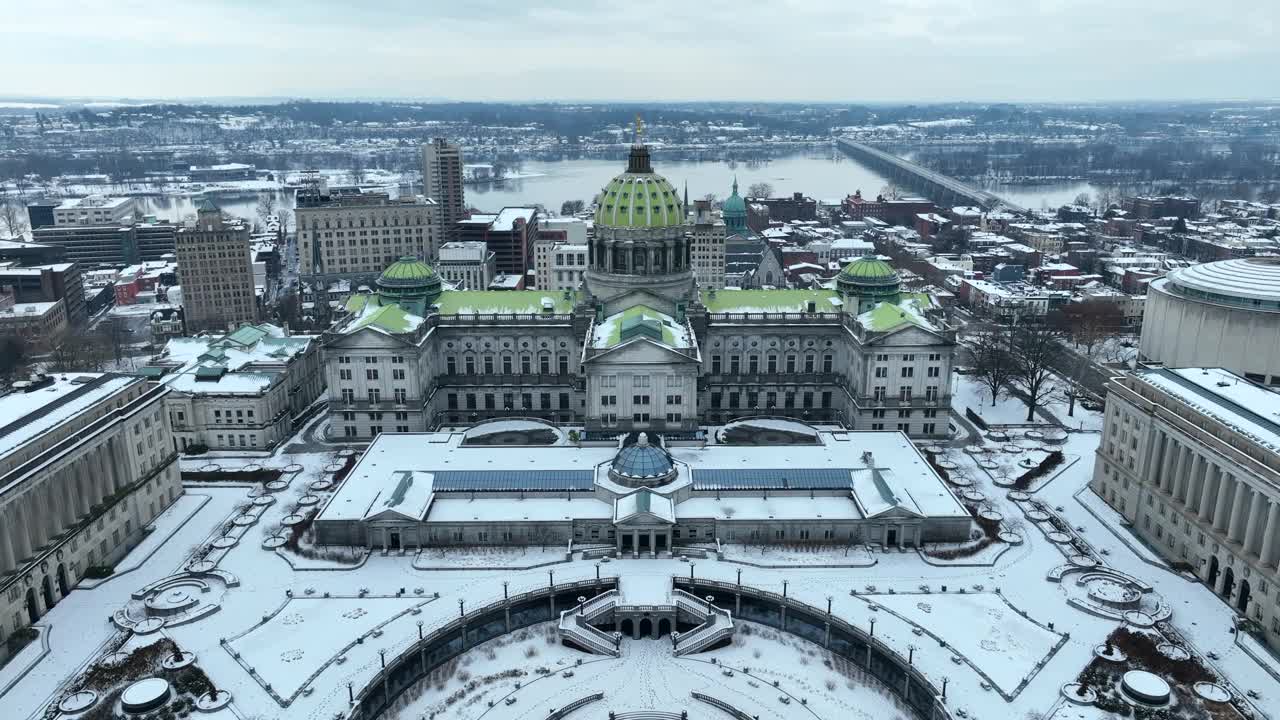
(135, 148), (1098, 221)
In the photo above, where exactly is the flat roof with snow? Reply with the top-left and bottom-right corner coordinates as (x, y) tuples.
(317, 429), (967, 526)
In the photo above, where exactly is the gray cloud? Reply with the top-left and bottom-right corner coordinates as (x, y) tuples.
(4, 0), (1277, 101)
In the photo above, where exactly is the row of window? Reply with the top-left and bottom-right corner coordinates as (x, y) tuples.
(711, 353), (833, 375)
(446, 354), (571, 376)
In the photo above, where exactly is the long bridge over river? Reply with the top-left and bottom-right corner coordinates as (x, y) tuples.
(836, 138), (1025, 213)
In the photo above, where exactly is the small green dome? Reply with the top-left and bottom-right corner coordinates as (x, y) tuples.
(839, 257), (898, 283)
(378, 256), (436, 287)
(594, 146), (684, 229)
(722, 181), (747, 216)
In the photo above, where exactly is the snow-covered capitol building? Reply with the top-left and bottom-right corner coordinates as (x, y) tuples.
(313, 420), (972, 551)
(319, 140), (957, 440)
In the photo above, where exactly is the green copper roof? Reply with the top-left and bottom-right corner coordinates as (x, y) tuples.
(594, 174), (684, 229)
(858, 293), (938, 332)
(350, 303), (419, 334)
(432, 290), (578, 316)
(378, 256), (436, 286)
(699, 288), (841, 314)
(839, 257), (898, 282)
(722, 177), (747, 216)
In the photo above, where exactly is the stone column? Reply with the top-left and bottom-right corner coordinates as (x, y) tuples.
(632, 531), (639, 557)
(76, 463), (93, 517)
(1143, 430), (1163, 482)
(1170, 447), (1187, 499)
(1229, 484), (1251, 543)
(648, 529), (656, 557)
(1198, 465), (1217, 523)
(1260, 501), (1280, 568)
(1160, 435), (1177, 492)
(0, 508), (16, 574)
(59, 467), (77, 528)
(1214, 473), (1234, 533)
(1244, 492), (1267, 556)
(20, 496), (39, 556)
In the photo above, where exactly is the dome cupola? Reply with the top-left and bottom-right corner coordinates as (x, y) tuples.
(376, 256), (442, 304)
(722, 177), (748, 235)
(836, 256), (901, 313)
(608, 432), (678, 487)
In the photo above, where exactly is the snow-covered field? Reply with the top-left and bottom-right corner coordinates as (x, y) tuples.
(384, 621), (917, 720)
(228, 596), (428, 699)
(5, 389), (1280, 720)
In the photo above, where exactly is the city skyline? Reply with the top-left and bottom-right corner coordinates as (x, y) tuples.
(4, 0), (1277, 103)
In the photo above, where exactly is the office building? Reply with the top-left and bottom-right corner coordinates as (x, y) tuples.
(295, 187), (439, 282)
(456, 207), (539, 276)
(143, 323), (322, 451)
(0, 374), (180, 664)
(420, 139), (465, 242)
(1091, 367), (1280, 647)
(0, 262), (87, 326)
(689, 199), (726, 289)
(53, 196), (136, 227)
(175, 202), (257, 333)
(435, 241), (495, 291)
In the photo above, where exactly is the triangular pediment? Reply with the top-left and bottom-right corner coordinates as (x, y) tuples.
(586, 337), (699, 365)
(364, 508), (421, 523)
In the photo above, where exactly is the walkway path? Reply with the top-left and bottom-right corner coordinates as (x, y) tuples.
(1, 487), (245, 718)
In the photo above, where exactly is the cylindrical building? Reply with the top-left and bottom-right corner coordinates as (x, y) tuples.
(1139, 257), (1280, 384)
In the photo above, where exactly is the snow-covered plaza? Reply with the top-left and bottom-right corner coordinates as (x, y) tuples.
(2, 382), (1277, 720)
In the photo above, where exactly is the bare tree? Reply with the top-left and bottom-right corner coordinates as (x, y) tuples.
(255, 193), (277, 232)
(702, 193), (718, 204)
(1008, 323), (1064, 422)
(0, 198), (29, 238)
(747, 182), (773, 199)
(350, 155), (367, 185)
(878, 184), (902, 200)
(560, 200), (585, 216)
(963, 330), (1016, 407)
(276, 208), (292, 243)
(1057, 300), (1124, 360)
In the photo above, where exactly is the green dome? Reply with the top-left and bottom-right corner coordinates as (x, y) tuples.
(378, 256), (436, 287)
(376, 257), (442, 312)
(839, 257), (898, 283)
(594, 146), (684, 229)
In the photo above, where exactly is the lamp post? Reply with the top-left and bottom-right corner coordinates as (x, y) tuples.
(416, 620), (423, 640)
(689, 563), (695, 580)
(502, 581), (508, 600)
(736, 568), (742, 586)
(595, 562), (600, 581)
(378, 649), (386, 669)
(548, 569), (554, 588)
(827, 595), (833, 615)
(458, 598), (465, 618)
(578, 595), (587, 616)
(782, 579), (788, 599)
(869, 617), (876, 639)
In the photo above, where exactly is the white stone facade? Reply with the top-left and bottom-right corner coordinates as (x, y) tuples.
(296, 195), (440, 278)
(1091, 367), (1280, 647)
(0, 375), (181, 663)
(1140, 258), (1280, 386)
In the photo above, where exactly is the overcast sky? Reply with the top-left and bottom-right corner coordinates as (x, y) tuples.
(4, 0), (1277, 102)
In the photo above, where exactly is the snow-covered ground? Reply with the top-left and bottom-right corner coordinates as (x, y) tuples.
(385, 621), (916, 720)
(4, 390), (1279, 720)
